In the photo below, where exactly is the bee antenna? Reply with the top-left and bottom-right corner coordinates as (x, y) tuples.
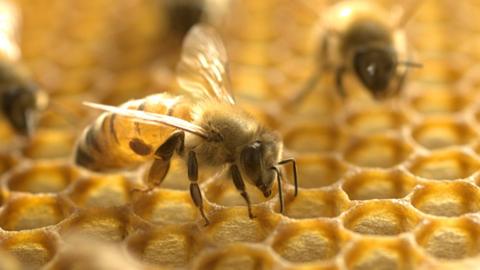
(270, 166), (284, 214)
(277, 158), (298, 196)
(398, 61), (423, 68)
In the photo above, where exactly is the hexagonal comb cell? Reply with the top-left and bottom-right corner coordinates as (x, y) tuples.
(344, 238), (421, 270)
(415, 217), (480, 260)
(5, 161), (78, 194)
(193, 244), (276, 270)
(204, 175), (271, 207)
(344, 106), (406, 135)
(342, 169), (416, 201)
(200, 207), (280, 246)
(126, 225), (198, 268)
(22, 128), (76, 159)
(60, 208), (128, 242)
(411, 118), (477, 150)
(0, 194), (72, 231)
(407, 150), (480, 180)
(411, 182), (480, 217)
(0, 249), (20, 270)
(342, 200), (421, 236)
(283, 123), (346, 153)
(409, 89), (468, 115)
(279, 189), (351, 219)
(132, 189), (197, 224)
(284, 154), (347, 189)
(0, 153), (17, 175)
(68, 173), (132, 208)
(0, 230), (58, 269)
(343, 136), (412, 169)
(271, 220), (347, 263)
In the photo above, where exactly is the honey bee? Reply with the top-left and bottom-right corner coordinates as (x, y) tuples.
(0, 0), (45, 136)
(75, 24), (298, 225)
(290, 0), (422, 104)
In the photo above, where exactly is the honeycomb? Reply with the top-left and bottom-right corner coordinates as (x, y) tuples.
(0, 0), (480, 269)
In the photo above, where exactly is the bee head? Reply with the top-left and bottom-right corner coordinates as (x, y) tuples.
(353, 46), (396, 99)
(239, 132), (282, 198)
(167, 0), (204, 37)
(1, 83), (40, 136)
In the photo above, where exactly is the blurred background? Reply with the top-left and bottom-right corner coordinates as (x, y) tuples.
(0, 0), (480, 269)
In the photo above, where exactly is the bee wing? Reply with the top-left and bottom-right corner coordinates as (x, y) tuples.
(393, 0), (423, 28)
(84, 102), (209, 139)
(177, 24), (235, 105)
(0, 1), (20, 61)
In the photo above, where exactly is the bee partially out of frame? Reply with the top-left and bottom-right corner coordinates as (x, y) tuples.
(0, 0), (46, 136)
(75, 24), (298, 225)
(289, 0), (423, 105)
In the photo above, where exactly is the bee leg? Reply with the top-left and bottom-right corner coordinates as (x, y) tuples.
(335, 67), (347, 98)
(230, 164), (255, 219)
(271, 167), (284, 214)
(285, 70), (322, 109)
(188, 150), (209, 226)
(278, 158), (298, 197)
(147, 131), (185, 185)
(394, 67), (409, 96)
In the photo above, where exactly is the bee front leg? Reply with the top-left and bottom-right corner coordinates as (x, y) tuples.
(230, 164), (255, 219)
(188, 150), (209, 226)
(335, 66), (347, 98)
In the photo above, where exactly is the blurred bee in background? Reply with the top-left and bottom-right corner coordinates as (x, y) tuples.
(160, 0), (230, 42)
(0, 0), (46, 136)
(75, 24), (298, 225)
(289, 0), (423, 105)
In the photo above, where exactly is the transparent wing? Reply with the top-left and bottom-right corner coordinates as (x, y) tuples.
(0, 1), (20, 61)
(84, 102), (208, 139)
(177, 24), (235, 104)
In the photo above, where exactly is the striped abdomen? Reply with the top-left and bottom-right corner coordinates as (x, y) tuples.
(75, 93), (192, 172)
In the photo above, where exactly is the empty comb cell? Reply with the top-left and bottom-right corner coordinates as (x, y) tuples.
(132, 189), (197, 225)
(126, 225), (198, 268)
(409, 89), (468, 115)
(342, 169), (416, 201)
(204, 175), (271, 207)
(5, 161), (78, 194)
(343, 135), (412, 169)
(0, 152), (17, 175)
(344, 237), (422, 270)
(280, 189), (351, 219)
(283, 123), (346, 154)
(411, 118), (477, 150)
(22, 128), (76, 159)
(344, 106), (407, 135)
(0, 230), (58, 269)
(342, 200), (421, 236)
(193, 244), (276, 270)
(407, 150), (480, 180)
(284, 154), (347, 189)
(60, 208), (128, 242)
(411, 181), (480, 217)
(415, 217), (480, 260)
(67, 173), (132, 208)
(200, 207), (280, 246)
(0, 194), (72, 231)
(0, 249), (20, 270)
(271, 220), (348, 263)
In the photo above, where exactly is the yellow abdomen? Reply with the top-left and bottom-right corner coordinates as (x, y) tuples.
(75, 93), (192, 171)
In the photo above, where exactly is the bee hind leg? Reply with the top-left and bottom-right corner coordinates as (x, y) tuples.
(188, 150), (210, 226)
(133, 131), (185, 193)
(230, 164), (255, 219)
